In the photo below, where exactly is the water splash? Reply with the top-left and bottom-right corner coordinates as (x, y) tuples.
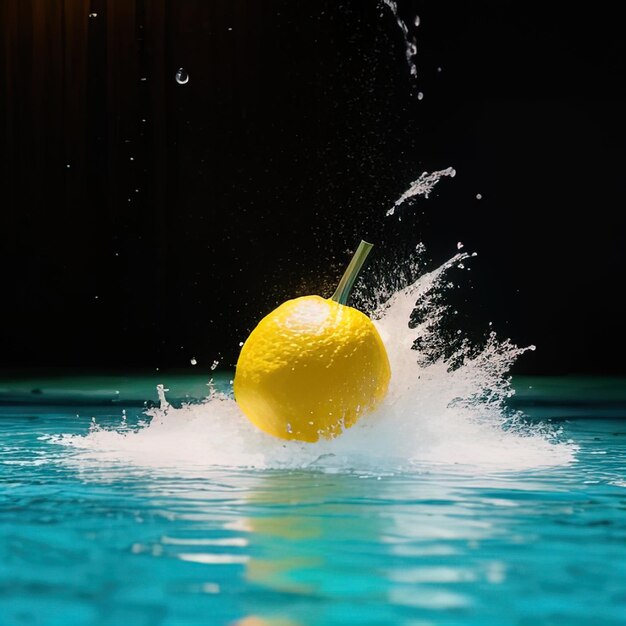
(387, 167), (456, 216)
(382, 0), (419, 79)
(52, 248), (574, 474)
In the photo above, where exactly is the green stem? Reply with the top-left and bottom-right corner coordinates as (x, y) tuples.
(330, 240), (374, 305)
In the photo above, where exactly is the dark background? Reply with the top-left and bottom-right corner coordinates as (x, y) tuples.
(1, 0), (624, 374)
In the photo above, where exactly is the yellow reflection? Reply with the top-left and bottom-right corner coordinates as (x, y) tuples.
(232, 617), (300, 626)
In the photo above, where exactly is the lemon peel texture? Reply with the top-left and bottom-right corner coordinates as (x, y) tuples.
(234, 242), (391, 442)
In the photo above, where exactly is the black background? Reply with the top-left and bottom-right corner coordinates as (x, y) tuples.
(1, 1), (624, 374)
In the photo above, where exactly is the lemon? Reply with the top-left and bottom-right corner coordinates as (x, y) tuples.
(234, 241), (390, 442)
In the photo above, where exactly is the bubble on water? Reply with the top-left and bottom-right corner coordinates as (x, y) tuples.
(175, 68), (189, 85)
(190, 358), (197, 366)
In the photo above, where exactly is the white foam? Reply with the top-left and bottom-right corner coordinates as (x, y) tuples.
(52, 249), (575, 474)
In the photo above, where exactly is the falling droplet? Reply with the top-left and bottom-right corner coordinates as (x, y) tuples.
(417, 91), (424, 100)
(210, 360), (219, 371)
(457, 242), (464, 250)
(175, 68), (189, 85)
(88, 13), (98, 18)
(190, 357), (197, 366)
(414, 15), (420, 27)
(476, 193), (483, 200)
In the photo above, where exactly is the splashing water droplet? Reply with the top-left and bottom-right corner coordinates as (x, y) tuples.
(382, 0), (418, 82)
(175, 68), (189, 85)
(190, 357), (197, 366)
(457, 242), (464, 250)
(386, 167), (456, 216)
(156, 384), (170, 410)
(210, 360), (219, 371)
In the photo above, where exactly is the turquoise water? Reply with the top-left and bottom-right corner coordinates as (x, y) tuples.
(1, 375), (625, 626)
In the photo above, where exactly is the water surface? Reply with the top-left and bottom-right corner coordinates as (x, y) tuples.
(1, 375), (625, 626)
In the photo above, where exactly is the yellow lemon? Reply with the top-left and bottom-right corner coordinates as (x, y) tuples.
(234, 241), (390, 442)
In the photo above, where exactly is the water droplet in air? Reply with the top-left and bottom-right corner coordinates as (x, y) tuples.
(476, 193), (483, 200)
(175, 68), (189, 85)
(417, 91), (424, 100)
(286, 423), (293, 434)
(190, 357), (197, 366)
(210, 360), (219, 371)
(449, 168), (457, 177)
(66, 164), (71, 169)
(457, 242), (464, 250)
(89, 13), (98, 18)
(414, 15), (421, 27)
(437, 66), (442, 72)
